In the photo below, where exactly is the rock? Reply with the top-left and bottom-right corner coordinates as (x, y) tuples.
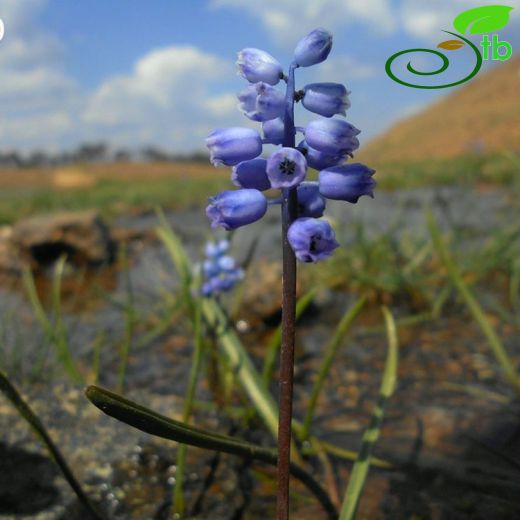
(0, 211), (116, 273)
(239, 259), (303, 326)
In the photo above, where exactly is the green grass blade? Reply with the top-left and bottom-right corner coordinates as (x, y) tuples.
(22, 264), (82, 383)
(0, 371), (105, 519)
(201, 298), (280, 440)
(155, 207), (192, 293)
(86, 385), (337, 519)
(117, 245), (136, 393)
(300, 296), (366, 441)
(262, 289), (316, 385)
(173, 296), (204, 516)
(339, 306), (398, 520)
(427, 211), (520, 396)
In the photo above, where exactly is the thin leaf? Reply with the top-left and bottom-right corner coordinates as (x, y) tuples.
(437, 39), (465, 50)
(0, 371), (105, 519)
(201, 299), (279, 439)
(428, 211), (520, 396)
(339, 306), (398, 520)
(22, 264), (82, 383)
(85, 385), (338, 519)
(173, 295), (204, 516)
(453, 5), (513, 35)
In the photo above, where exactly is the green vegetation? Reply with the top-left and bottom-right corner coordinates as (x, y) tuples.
(370, 151), (520, 190)
(0, 174), (230, 224)
(0, 150), (518, 224)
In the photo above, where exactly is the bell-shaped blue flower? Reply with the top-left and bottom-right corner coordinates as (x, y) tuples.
(294, 28), (332, 67)
(302, 83), (351, 117)
(319, 163), (376, 203)
(266, 147), (307, 189)
(305, 119), (360, 155)
(237, 48), (283, 85)
(262, 118), (285, 145)
(206, 127), (262, 166)
(297, 182), (326, 218)
(298, 140), (349, 171)
(238, 82), (285, 122)
(288, 217), (339, 263)
(206, 189), (267, 230)
(232, 158), (271, 191)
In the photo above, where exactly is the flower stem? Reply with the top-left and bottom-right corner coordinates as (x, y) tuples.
(277, 62), (298, 520)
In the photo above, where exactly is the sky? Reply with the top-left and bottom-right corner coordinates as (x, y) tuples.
(0, 0), (518, 154)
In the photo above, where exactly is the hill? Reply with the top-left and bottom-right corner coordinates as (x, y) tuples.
(359, 55), (520, 162)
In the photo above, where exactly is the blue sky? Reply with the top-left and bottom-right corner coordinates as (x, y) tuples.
(0, 0), (518, 153)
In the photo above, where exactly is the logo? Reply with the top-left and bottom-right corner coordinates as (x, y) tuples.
(385, 5), (514, 89)
(0, 18), (4, 42)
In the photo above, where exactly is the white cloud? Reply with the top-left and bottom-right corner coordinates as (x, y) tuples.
(204, 93), (238, 118)
(211, 0), (396, 44)
(0, 0), (79, 148)
(0, 2), (240, 153)
(83, 46), (238, 150)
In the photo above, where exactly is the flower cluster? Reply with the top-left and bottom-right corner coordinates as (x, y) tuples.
(201, 239), (244, 297)
(205, 28), (375, 262)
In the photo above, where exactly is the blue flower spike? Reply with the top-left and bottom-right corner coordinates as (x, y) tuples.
(201, 240), (244, 297)
(205, 28), (375, 262)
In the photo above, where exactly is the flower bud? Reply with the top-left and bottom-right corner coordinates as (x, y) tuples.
(305, 119), (360, 155)
(205, 239), (229, 258)
(262, 117), (285, 145)
(203, 259), (220, 278)
(206, 127), (262, 166)
(266, 147), (307, 189)
(297, 182), (326, 218)
(206, 189), (267, 230)
(217, 255), (237, 271)
(237, 48), (283, 85)
(302, 82), (350, 117)
(238, 82), (285, 122)
(319, 163), (376, 203)
(298, 140), (349, 171)
(288, 217), (339, 263)
(232, 158), (271, 191)
(294, 28), (332, 67)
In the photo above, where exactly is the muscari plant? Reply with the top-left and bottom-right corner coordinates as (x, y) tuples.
(84, 28), (395, 520)
(204, 28), (375, 519)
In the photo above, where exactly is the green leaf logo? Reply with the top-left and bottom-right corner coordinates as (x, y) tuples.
(453, 5), (513, 34)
